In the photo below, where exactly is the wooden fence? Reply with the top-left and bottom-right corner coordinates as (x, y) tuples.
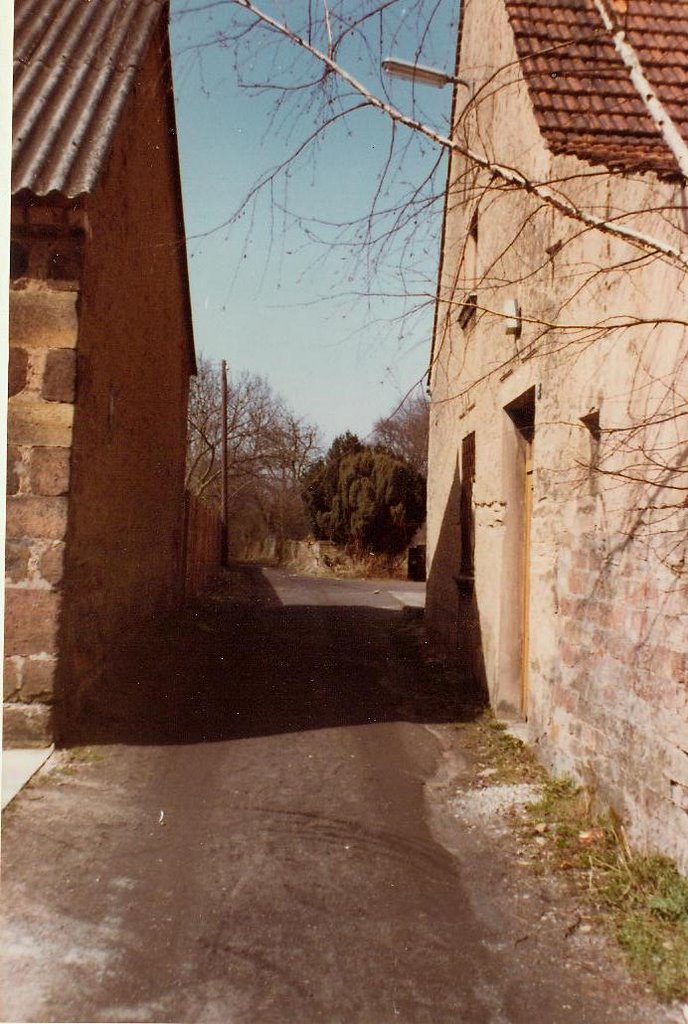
(183, 492), (223, 598)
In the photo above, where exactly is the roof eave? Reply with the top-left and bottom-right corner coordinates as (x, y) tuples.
(159, 4), (197, 377)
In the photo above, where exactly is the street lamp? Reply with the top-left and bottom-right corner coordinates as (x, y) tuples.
(382, 57), (470, 90)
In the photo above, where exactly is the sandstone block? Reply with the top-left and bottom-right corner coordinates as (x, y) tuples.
(627, 608), (648, 639)
(9, 347), (28, 396)
(558, 596), (577, 617)
(8, 400), (73, 447)
(5, 540), (32, 583)
(652, 646), (685, 682)
(39, 543), (65, 587)
(664, 743), (688, 788)
(611, 602), (628, 632)
(670, 781), (688, 814)
(42, 349), (77, 403)
(21, 658), (56, 701)
(559, 640), (577, 668)
(563, 617), (585, 644)
(3, 658), (21, 699)
(7, 445), (21, 495)
(567, 570), (589, 596)
(9, 288), (78, 348)
(588, 601), (612, 629)
(6, 495), (68, 540)
(571, 549), (592, 571)
(4, 588), (60, 657)
(29, 447), (71, 496)
(2, 702), (53, 747)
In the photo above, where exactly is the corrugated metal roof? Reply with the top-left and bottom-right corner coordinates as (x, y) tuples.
(13, 0), (166, 198)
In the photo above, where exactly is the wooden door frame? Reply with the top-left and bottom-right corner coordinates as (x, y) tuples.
(496, 387), (536, 719)
(520, 436), (534, 716)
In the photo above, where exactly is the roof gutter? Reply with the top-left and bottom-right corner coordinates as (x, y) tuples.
(160, 1), (197, 376)
(426, 10), (465, 392)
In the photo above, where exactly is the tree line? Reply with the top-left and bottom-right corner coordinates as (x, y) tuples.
(186, 357), (428, 558)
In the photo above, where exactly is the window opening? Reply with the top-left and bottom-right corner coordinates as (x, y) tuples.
(459, 431), (476, 581)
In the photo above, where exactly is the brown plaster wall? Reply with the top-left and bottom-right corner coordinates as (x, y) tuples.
(426, 0), (688, 870)
(54, 24), (192, 733)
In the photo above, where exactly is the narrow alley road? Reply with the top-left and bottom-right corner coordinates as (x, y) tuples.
(0, 566), (668, 1023)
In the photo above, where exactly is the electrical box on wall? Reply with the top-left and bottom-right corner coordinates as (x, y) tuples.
(503, 298), (521, 335)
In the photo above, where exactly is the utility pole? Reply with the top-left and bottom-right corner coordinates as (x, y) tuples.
(221, 359), (229, 567)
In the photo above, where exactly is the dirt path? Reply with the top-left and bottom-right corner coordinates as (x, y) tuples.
(0, 565), (676, 1022)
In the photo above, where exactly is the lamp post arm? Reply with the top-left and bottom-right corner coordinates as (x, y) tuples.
(381, 57), (470, 90)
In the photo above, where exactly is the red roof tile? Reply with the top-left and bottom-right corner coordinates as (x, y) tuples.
(503, 0), (688, 177)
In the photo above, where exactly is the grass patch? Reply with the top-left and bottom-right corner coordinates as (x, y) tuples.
(451, 712), (688, 1000)
(454, 709), (545, 786)
(67, 746), (106, 765)
(525, 777), (688, 1001)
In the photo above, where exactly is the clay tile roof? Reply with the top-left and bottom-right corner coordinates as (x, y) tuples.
(504, 0), (688, 177)
(13, 0), (166, 198)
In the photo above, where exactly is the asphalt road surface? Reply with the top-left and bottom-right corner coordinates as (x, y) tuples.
(0, 566), (669, 1023)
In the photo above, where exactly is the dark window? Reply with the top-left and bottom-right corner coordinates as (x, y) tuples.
(459, 207), (480, 329)
(505, 386), (536, 443)
(458, 293), (478, 329)
(580, 409), (601, 441)
(468, 209), (479, 245)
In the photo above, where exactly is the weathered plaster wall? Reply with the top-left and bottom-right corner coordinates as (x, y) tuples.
(55, 24), (193, 733)
(427, 0), (688, 869)
(5, 209), (83, 744)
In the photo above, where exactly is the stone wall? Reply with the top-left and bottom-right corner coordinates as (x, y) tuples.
(5, 208), (83, 744)
(426, 0), (688, 870)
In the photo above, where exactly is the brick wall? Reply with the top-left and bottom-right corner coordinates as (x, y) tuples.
(5, 213), (82, 745)
(542, 495), (688, 868)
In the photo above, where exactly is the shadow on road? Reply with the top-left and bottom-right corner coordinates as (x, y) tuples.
(61, 563), (483, 747)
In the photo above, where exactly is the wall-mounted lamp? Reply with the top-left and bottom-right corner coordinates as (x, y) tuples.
(503, 298), (522, 336)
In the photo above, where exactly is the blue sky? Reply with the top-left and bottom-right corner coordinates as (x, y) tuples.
(169, 1), (457, 445)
